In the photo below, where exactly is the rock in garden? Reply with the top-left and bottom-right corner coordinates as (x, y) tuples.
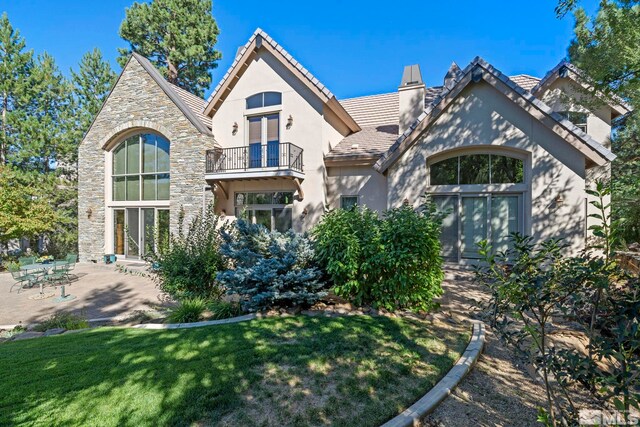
(12, 331), (45, 341)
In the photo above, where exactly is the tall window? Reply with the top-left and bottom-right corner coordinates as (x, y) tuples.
(430, 154), (524, 185)
(113, 134), (170, 201)
(248, 114), (280, 168)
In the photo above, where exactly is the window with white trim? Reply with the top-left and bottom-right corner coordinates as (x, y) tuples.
(112, 134), (170, 201)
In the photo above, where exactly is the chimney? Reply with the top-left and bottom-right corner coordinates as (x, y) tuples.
(398, 64), (425, 135)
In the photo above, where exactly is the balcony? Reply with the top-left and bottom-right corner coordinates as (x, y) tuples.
(205, 142), (304, 181)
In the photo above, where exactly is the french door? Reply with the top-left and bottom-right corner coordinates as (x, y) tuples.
(433, 194), (523, 261)
(113, 207), (169, 259)
(248, 114), (279, 168)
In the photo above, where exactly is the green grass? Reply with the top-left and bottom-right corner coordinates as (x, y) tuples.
(0, 315), (469, 427)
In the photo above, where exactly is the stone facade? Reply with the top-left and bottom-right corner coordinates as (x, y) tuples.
(78, 56), (215, 261)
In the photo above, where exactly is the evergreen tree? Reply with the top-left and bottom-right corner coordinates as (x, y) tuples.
(568, 2), (640, 109)
(13, 52), (77, 174)
(117, 0), (222, 97)
(0, 12), (34, 165)
(71, 48), (117, 135)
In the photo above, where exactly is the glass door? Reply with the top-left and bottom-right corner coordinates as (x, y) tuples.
(491, 195), (521, 254)
(114, 210), (125, 255)
(461, 196), (488, 259)
(126, 208), (140, 258)
(142, 208), (155, 256)
(432, 196), (459, 261)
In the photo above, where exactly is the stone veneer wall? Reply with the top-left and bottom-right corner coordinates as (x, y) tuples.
(78, 57), (215, 261)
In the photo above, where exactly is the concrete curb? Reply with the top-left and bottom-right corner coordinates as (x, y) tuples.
(1, 313), (257, 332)
(129, 313), (257, 329)
(380, 320), (486, 427)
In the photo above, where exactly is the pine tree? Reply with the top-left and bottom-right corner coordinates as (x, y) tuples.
(71, 48), (117, 136)
(0, 12), (34, 165)
(12, 52), (76, 174)
(117, 0), (222, 97)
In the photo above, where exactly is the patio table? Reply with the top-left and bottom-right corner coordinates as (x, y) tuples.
(20, 261), (69, 294)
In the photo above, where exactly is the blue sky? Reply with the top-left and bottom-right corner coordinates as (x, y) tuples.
(2, 0), (598, 99)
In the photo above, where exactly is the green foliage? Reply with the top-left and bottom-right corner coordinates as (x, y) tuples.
(71, 48), (117, 135)
(0, 12), (34, 165)
(312, 206), (381, 305)
(207, 300), (242, 320)
(562, 1), (640, 246)
(610, 119), (640, 244)
(145, 204), (227, 299)
(216, 220), (326, 312)
(568, 1), (640, 109)
(0, 165), (59, 242)
(313, 200), (444, 312)
(117, 0), (221, 96)
(33, 312), (89, 332)
(167, 297), (208, 323)
(476, 186), (640, 425)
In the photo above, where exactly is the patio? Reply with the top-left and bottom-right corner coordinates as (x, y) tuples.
(0, 262), (170, 327)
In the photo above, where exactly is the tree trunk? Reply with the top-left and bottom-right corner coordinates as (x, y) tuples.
(167, 59), (178, 84)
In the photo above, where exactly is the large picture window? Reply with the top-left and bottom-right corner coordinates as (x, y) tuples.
(430, 154), (524, 185)
(113, 134), (170, 201)
(234, 191), (294, 232)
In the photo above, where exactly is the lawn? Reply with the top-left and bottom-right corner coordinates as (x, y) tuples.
(0, 315), (469, 427)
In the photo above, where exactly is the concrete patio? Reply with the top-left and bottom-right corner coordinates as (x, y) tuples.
(0, 262), (170, 327)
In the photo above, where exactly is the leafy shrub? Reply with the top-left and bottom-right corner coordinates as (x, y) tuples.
(33, 312), (89, 332)
(145, 204), (228, 299)
(475, 182), (640, 425)
(167, 297), (208, 323)
(216, 220), (326, 312)
(313, 200), (445, 311)
(208, 300), (242, 320)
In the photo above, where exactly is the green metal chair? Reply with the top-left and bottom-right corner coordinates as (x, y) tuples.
(8, 264), (38, 293)
(18, 256), (35, 267)
(64, 254), (77, 281)
(46, 263), (70, 286)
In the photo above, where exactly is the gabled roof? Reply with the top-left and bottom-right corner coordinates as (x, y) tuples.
(510, 74), (540, 91)
(374, 57), (615, 173)
(168, 82), (210, 129)
(131, 53), (212, 134)
(202, 28), (360, 132)
(531, 60), (632, 118)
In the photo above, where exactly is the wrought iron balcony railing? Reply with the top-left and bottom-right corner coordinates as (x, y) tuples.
(206, 142), (303, 174)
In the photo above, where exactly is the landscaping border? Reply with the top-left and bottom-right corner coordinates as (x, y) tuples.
(129, 313), (257, 329)
(381, 320), (486, 427)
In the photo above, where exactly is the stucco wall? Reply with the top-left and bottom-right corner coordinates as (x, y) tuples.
(78, 57), (215, 261)
(387, 81), (591, 254)
(326, 166), (388, 212)
(210, 49), (349, 230)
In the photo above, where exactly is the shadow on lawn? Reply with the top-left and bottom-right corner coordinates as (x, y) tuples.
(0, 316), (465, 427)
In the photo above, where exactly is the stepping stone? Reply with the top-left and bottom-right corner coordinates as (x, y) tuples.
(44, 328), (66, 336)
(12, 331), (44, 341)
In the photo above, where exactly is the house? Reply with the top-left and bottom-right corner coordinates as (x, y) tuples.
(77, 29), (631, 264)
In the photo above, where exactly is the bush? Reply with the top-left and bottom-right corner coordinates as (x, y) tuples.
(216, 220), (326, 312)
(313, 200), (444, 311)
(146, 204), (228, 299)
(167, 297), (208, 323)
(33, 312), (89, 332)
(208, 300), (242, 320)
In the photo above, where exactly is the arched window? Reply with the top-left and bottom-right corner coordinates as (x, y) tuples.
(430, 153), (524, 185)
(246, 92), (282, 109)
(112, 133), (170, 201)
